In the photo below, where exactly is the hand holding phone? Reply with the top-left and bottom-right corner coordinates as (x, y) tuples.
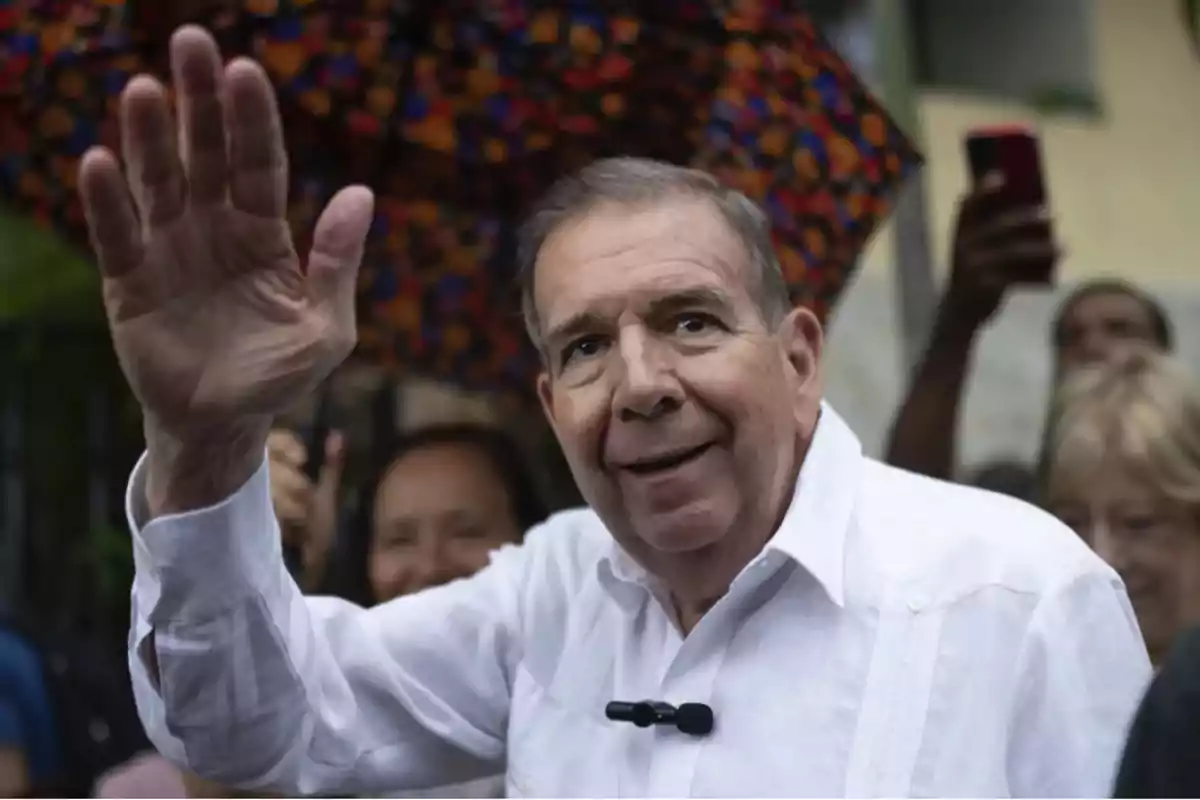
(965, 125), (1049, 208)
(956, 125), (1058, 289)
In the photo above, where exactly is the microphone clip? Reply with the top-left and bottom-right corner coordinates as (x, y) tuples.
(605, 700), (714, 736)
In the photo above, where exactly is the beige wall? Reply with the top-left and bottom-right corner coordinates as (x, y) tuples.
(860, 0), (1200, 286)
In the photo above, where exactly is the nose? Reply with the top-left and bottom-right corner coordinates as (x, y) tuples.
(612, 328), (683, 422)
(410, 534), (460, 591)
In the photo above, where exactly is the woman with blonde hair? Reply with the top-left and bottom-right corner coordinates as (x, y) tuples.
(1042, 347), (1200, 665)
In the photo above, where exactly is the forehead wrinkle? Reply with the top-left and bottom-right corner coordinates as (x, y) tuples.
(545, 196), (746, 270)
(534, 199), (755, 342)
(541, 243), (747, 328)
(543, 272), (737, 343)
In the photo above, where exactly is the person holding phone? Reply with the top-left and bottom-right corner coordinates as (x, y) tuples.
(885, 127), (1174, 492)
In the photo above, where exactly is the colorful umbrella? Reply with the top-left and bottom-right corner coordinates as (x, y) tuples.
(1, 0), (923, 395)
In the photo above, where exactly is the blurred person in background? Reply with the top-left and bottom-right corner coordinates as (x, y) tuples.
(0, 615), (179, 798)
(328, 422), (550, 608)
(1042, 349), (1200, 666)
(264, 422), (548, 605)
(0, 625), (57, 797)
(885, 179), (1172, 498)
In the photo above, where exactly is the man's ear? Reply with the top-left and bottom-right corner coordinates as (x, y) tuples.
(779, 306), (823, 388)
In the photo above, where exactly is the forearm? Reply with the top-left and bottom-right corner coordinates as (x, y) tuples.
(884, 312), (982, 479)
(126, 452), (517, 795)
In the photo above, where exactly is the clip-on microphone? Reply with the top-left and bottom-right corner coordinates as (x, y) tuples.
(605, 700), (714, 736)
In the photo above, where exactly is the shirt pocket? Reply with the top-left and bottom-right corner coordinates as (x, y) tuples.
(506, 664), (620, 798)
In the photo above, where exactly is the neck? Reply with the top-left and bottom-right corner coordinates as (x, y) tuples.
(670, 432), (809, 636)
(675, 597), (719, 635)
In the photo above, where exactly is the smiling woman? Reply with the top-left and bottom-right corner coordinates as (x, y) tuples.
(1043, 348), (1200, 665)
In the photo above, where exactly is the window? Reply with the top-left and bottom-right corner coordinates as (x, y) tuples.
(909, 0), (1100, 114)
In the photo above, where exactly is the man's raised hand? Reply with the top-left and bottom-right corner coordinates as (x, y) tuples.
(78, 26), (374, 514)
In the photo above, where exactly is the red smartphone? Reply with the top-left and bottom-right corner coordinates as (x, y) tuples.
(964, 125), (1054, 284)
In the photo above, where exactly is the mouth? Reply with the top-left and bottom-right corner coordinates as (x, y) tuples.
(622, 443), (714, 476)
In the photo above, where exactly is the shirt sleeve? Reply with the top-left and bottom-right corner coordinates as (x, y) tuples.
(125, 452), (529, 797)
(1004, 568), (1152, 797)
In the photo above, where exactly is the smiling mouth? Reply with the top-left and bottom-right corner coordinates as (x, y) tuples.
(623, 443), (714, 475)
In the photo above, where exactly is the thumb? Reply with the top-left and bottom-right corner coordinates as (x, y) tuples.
(308, 185), (375, 325)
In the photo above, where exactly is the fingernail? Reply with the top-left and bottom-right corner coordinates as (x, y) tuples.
(981, 171), (1006, 189)
(326, 430), (345, 459)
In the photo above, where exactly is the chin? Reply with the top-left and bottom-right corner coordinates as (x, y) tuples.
(634, 496), (734, 554)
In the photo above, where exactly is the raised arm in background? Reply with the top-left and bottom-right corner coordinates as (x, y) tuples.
(884, 176), (1058, 479)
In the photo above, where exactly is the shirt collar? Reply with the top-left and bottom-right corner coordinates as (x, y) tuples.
(597, 402), (862, 609)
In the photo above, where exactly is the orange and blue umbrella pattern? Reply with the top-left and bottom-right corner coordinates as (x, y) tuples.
(1, 0), (922, 395)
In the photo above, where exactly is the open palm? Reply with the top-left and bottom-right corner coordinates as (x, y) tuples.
(79, 27), (374, 437)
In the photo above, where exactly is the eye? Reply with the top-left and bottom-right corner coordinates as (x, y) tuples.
(560, 334), (607, 368)
(450, 524), (488, 540)
(1121, 514), (1160, 532)
(1057, 515), (1086, 535)
(674, 312), (720, 335)
(1049, 506), (1085, 532)
(378, 531), (416, 550)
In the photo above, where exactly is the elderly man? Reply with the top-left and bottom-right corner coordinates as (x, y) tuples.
(82, 27), (1149, 798)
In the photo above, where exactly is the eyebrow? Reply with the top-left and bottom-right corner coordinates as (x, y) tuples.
(644, 286), (734, 319)
(543, 286), (735, 346)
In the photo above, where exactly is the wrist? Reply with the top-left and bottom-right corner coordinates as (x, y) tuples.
(928, 303), (986, 355)
(144, 415), (272, 517)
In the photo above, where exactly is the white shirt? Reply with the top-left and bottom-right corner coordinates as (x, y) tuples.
(125, 406), (1151, 797)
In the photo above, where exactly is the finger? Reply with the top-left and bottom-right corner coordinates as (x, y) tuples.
(78, 148), (143, 278)
(267, 429), (307, 467)
(225, 57), (287, 218)
(171, 26), (229, 206)
(120, 75), (186, 229)
(276, 497), (310, 532)
(308, 186), (375, 333)
(961, 214), (1052, 251)
(958, 173), (1005, 220)
(317, 431), (346, 493)
(968, 243), (1061, 278)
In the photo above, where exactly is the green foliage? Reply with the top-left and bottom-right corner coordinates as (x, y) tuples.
(1186, 0), (1200, 54)
(0, 209), (138, 632)
(0, 210), (102, 321)
(1026, 85), (1103, 118)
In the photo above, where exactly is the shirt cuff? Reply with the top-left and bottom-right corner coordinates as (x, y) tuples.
(126, 450), (281, 621)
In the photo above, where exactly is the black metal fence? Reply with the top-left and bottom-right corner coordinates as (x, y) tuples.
(0, 323), (142, 638)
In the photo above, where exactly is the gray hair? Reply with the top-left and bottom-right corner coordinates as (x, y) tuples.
(516, 157), (791, 351)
